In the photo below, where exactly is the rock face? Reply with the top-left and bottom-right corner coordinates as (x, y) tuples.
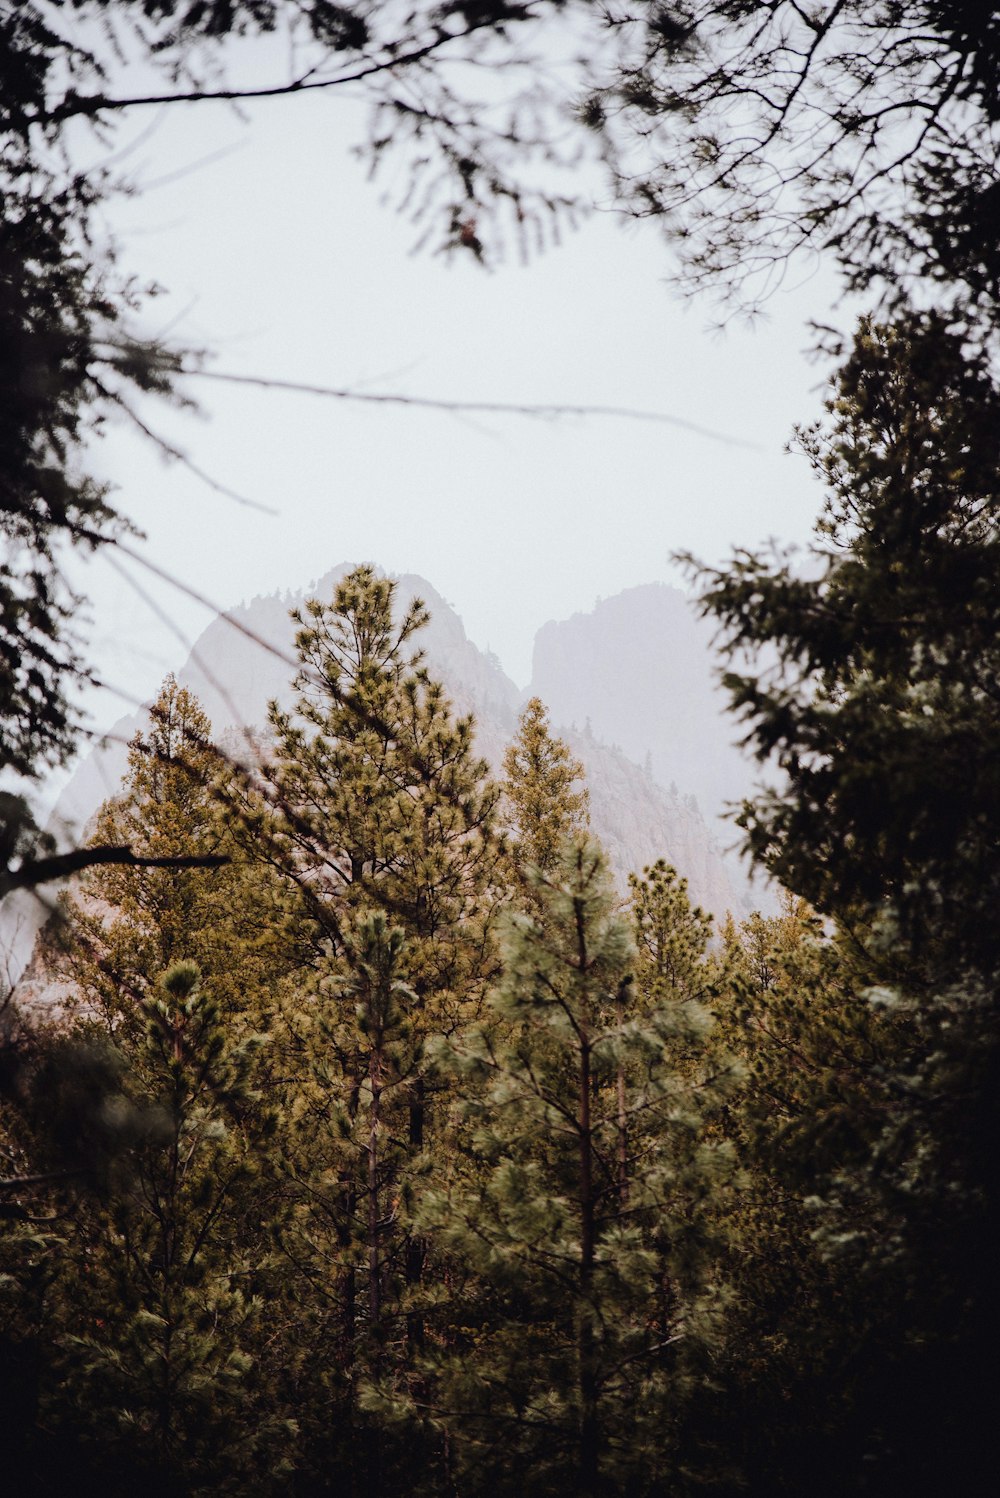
(564, 728), (739, 918)
(529, 583), (752, 833)
(8, 566), (758, 996)
(527, 582), (775, 911)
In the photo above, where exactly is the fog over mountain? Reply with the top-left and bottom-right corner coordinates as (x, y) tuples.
(530, 583), (750, 829)
(9, 566), (768, 995)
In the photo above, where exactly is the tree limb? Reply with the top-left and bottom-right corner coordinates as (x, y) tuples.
(2, 846), (229, 896)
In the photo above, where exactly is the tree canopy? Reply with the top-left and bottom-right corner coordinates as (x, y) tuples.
(687, 308), (1000, 975)
(585, 2), (1000, 326)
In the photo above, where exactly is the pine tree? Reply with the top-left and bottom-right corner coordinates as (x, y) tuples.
(692, 898), (895, 1496)
(75, 677), (219, 977)
(501, 696), (589, 881)
(688, 311), (1000, 1495)
(61, 675), (287, 1037)
(254, 566), (506, 1489)
(30, 678), (297, 1492)
(264, 567), (502, 1014)
(407, 836), (738, 1497)
(47, 961), (286, 1495)
(628, 859), (713, 1004)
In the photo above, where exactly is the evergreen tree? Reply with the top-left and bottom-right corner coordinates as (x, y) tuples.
(502, 697), (589, 880)
(694, 899), (896, 1497)
(687, 310), (1000, 1495)
(254, 565), (505, 1490)
(692, 312), (1000, 974)
(18, 677), (299, 1492)
(264, 567), (502, 1014)
(628, 859), (713, 1005)
(69, 678), (219, 984)
(406, 836), (737, 1497)
(61, 675), (288, 1036)
(45, 961), (285, 1496)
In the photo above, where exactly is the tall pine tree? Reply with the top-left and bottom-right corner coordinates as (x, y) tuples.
(253, 566), (505, 1491)
(502, 696), (589, 882)
(404, 836), (738, 1497)
(18, 680), (294, 1493)
(687, 310), (1000, 1496)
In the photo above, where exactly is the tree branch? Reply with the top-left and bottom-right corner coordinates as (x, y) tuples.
(3, 846), (229, 896)
(185, 368), (760, 448)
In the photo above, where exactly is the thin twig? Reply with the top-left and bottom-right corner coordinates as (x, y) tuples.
(184, 368), (761, 449)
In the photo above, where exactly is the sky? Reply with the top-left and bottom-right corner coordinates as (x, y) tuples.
(62, 35), (850, 752)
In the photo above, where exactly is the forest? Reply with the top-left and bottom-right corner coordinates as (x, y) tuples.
(3, 4), (1000, 1496)
(4, 387), (998, 1491)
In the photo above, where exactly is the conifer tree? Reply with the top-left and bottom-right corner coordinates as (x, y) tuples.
(62, 675), (286, 1036)
(693, 898), (894, 1496)
(46, 960), (285, 1495)
(255, 566), (505, 1487)
(628, 859), (713, 1004)
(501, 696), (589, 881)
(264, 567), (502, 1016)
(32, 678), (297, 1492)
(688, 312), (1000, 1494)
(408, 836), (738, 1497)
(69, 677), (217, 978)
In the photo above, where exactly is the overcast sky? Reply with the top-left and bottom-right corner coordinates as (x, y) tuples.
(64, 46), (849, 747)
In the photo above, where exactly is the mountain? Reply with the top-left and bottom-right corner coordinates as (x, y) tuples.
(529, 582), (751, 833)
(8, 567), (759, 999)
(53, 567), (524, 834)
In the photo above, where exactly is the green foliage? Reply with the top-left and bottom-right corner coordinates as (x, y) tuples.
(47, 960), (284, 1494)
(10, 457), (999, 1497)
(628, 858), (713, 1005)
(1, 37), (130, 781)
(268, 907), (428, 1489)
(254, 566), (506, 1487)
(73, 680), (224, 975)
(686, 900), (898, 1495)
(689, 311), (1000, 1494)
(2, 680), (293, 1489)
(689, 311), (1000, 974)
(264, 566), (503, 1014)
(502, 696), (589, 880)
(62, 675), (288, 1035)
(406, 837), (738, 1496)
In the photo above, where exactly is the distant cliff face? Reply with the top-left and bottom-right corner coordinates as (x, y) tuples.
(529, 583), (752, 832)
(15, 569), (754, 997)
(562, 728), (743, 919)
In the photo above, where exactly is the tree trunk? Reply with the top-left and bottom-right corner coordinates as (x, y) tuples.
(407, 1074), (426, 1352)
(368, 1045), (382, 1334)
(578, 1030), (599, 1497)
(616, 982), (629, 1208)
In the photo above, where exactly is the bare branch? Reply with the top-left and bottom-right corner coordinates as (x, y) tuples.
(3, 846), (229, 897)
(186, 368), (761, 449)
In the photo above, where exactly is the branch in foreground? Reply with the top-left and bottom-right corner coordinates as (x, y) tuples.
(2, 847), (229, 897)
(186, 368), (760, 449)
(0, 1169), (86, 1198)
(36, 25), (494, 127)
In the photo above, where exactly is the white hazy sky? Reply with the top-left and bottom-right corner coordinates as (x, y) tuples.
(63, 45), (849, 743)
